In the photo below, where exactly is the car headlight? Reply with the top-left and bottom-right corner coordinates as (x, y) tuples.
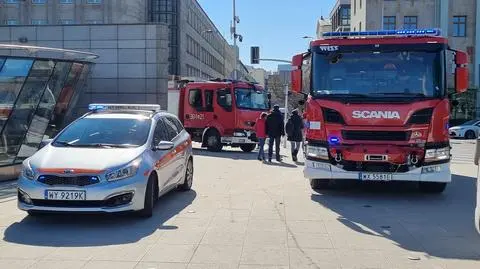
(105, 158), (141, 182)
(21, 161), (35, 180)
(306, 145), (329, 159)
(424, 147), (450, 162)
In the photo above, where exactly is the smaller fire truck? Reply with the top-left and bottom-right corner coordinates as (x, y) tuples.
(168, 77), (270, 152)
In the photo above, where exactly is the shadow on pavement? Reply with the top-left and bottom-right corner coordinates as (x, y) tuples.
(310, 174), (480, 260)
(193, 147), (288, 161)
(3, 190), (196, 247)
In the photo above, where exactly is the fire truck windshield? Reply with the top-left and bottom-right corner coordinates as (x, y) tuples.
(234, 88), (269, 110)
(312, 50), (444, 100)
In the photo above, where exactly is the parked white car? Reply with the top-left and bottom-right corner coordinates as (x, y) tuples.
(449, 120), (480, 139)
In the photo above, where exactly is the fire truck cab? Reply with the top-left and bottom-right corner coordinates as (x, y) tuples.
(291, 29), (469, 193)
(168, 78), (270, 152)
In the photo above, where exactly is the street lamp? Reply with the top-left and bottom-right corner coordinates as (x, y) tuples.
(231, 0), (243, 80)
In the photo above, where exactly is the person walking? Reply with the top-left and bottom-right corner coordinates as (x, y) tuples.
(265, 105), (285, 162)
(285, 109), (304, 162)
(255, 112), (267, 161)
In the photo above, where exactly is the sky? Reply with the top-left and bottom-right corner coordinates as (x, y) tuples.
(197, 0), (336, 72)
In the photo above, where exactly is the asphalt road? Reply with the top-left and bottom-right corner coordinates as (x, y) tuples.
(0, 141), (478, 269)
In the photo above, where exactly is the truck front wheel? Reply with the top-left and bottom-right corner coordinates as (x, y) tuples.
(419, 182), (447, 193)
(240, 144), (256, 152)
(205, 130), (223, 152)
(310, 179), (330, 190)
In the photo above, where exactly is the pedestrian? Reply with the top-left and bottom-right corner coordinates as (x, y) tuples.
(265, 104), (285, 162)
(285, 109), (304, 162)
(255, 112), (268, 161)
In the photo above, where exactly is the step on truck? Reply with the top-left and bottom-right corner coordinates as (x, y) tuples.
(291, 29), (469, 193)
(168, 77), (270, 152)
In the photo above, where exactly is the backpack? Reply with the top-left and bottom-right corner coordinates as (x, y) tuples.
(285, 118), (294, 137)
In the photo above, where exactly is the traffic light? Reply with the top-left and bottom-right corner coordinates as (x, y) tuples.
(251, 46), (260, 64)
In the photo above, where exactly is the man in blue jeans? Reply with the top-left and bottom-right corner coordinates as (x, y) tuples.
(265, 105), (285, 162)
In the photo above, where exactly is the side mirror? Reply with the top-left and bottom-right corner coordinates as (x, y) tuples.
(454, 50), (469, 93)
(291, 54), (303, 93)
(154, 141), (174, 151)
(39, 138), (53, 149)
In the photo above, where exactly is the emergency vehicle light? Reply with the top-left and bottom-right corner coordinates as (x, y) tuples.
(88, 103), (161, 112)
(322, 29), (441, 38)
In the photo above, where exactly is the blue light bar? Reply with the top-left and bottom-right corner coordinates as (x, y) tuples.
(88, 103), (161, 112)
(322, 29), (441, 38)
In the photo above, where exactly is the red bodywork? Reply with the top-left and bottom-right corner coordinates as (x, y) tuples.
(294, 35), (468, 166)
(176, 80), (268, 142)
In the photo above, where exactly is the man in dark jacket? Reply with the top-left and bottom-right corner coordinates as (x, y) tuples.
(286, 109), (304, 162)
(265, 105), (285, 162)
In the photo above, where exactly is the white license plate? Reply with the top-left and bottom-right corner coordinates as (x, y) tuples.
(45, 190), (86, 200)
(310, 162), (330, 170)
(238, 139), (245, 143)
(359, 173), (393, 181)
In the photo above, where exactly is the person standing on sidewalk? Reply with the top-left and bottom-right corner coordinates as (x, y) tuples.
(255, 112), (268, 161)
(285, 109), (304, 162)
(265, 105), (285, 162)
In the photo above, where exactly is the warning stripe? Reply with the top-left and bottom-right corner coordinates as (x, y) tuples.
(36, 168), (105, 174)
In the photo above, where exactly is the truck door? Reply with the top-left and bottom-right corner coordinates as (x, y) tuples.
(213, 87), (235, 135)
(202, 89), (215, 126)
(183, 87), (206, 138)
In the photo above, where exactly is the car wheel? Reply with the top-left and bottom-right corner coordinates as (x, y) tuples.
(419, 182), (447, 194)
(205, 129), (223, 152)
(138, 175), (156, 218)
(310, 178), (330, 190)
(465, 130), (476, 140)
(179, 158), (194, 191)
(240, 144), (256, 152)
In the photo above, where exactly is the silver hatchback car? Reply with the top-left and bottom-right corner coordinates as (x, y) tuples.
(17, 104), (194, 218)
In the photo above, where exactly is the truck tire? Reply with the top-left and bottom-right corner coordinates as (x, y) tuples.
(419, 182), (447, 193)
(310, 178), (330, 190)
(240, 144), (256, 152)
(465, 130), (476, 139)
(205, 129), (223, 152)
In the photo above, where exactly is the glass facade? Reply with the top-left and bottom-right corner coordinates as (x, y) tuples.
(0, 56), (90, 167)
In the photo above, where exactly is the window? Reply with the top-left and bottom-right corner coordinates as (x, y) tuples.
(5, 0), (18, 3)
(360, 0), (362, 9)
(166, 116), (184, 132)
(340, 7), (350, 26)
(31, 19), (47, 25)
(59, 0), (73, 3)
(161, 117), (179, 141)
(31, 0), (46, 4)
(153, 119), (168, 145)
(205, 90), (213, 112)
(86, 20), (103, 24)
(188, 89), (203, 109)
(59, 19), (74, 25)
(87, 0), (102, 4)
(217, 88), (232, 111)
(404, 16), (417, 29)
(359, 22), (362, 31)
(6, 19), (17, 25)
(383, 16), (396, 30)
(453, 16), (467, 37)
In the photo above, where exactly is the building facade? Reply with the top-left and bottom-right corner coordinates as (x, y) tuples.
(330, 0), (480, 121)
(329, 0), (351, 32)
(0, 0), (237, 80)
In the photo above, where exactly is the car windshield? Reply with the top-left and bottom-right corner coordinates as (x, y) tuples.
(312, 50), (443, 99)
(461, 120), (479, 126)
(234, 88), (269, 110)
(53, 117), (151, 148)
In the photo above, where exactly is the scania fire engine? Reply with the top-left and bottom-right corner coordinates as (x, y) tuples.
(168, 77), (270, 152)
(291, 29), (469, 193)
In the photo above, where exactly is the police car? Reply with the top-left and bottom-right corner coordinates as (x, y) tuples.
(17, 104), (193, 218)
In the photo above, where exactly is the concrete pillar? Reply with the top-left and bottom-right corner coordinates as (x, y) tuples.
(439, 0), (449, 35)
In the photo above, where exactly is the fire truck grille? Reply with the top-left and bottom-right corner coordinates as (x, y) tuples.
(37, 175), (100, 186)
(342, 130), (410, 141)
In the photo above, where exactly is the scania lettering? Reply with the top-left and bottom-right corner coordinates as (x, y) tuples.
(168, 77), (270, 152)
(291, 29), (469, 193)
(352, 111), (401, 119)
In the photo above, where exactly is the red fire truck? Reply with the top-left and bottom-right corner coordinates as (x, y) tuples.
(168, 78), (270, 152)
(291, 29), (469, 193)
